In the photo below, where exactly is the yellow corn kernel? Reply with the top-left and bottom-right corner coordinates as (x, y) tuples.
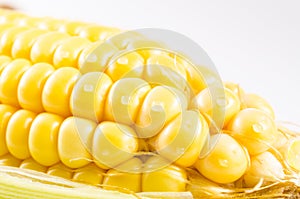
(142, 156), (187, 192)
(92, 121), (138, 169)
(281, 138), (300, 171)
(78, 25), (119, 42)
(243, 93), (275, 119)
(53, 37), (91, 68)
(0, 11), (25, 24)
(194, 134), (249, 184)
(36, 17), (64, 31)
(6, 109), (37, 160)
(16, 16), (42, 27)
(0, 24), (14, 34)
(47, 163), (73, 179)
(0, 55), (11, 74)
(58, 117), (96, 168)
(58, 21), (88, 36)
(147, 53), (187, 80)
(18, 63), (54, 113)
(0, 154), (21, 167)
(191, 87), (241, 128)
(108, 31), (145, 49)
(0, 59), (31, 107)
(42, 67), (80, 117)
(243, 151), (284, 187)
(154, 110), (209, 167)
(29, 113), (64, 166)
(19, 158), (47, 173)
(105, 52), (144, 81)
(227, 108), (277, 155)
(135, 86), (188, 138)
(272, 130), (289, 150)
(70, 72), (112, 122)
(103, 158), (142, 192)
(126, 40), (164, 59)
(11, 29), (47, 59)
(0, 26), (30, 56)
(78, 41), (118, 74)
(143, 62), (190, 96)
(104, 78), (151, 125)
(0, 104), (18, 156)
(30, 32), (69, 64)
(73, 163), (105, 185)
(224, 81), (245, 100)
(177, 56), (216, 96)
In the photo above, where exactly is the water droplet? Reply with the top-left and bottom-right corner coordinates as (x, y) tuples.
(218, 159), (229, 167)
(151, 103), (163, 112)
(117, 57), (129, 65)
(87, 54), (97, 62)
(176, 147), (185, 155)
(83, 84), (94, 92)
(252, 122), (264, 133)
(216, 98), (226, 106)
(121, 95), (129, 105)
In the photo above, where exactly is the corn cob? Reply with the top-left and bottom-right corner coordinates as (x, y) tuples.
(0, 8), (300, 199)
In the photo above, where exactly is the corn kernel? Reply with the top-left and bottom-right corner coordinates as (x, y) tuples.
(104, 78), (151, 125)
(6, 109), (36, 160)
(0, 104), (18, 156)
(18, 63), (54, 113)
(92, 121), (138, 169)
(142, 156), (187, 192)
(143, 63), (190, 96)
(154, 110), (209, 167)
(20, 158), (47, 173)
(281, 138), (300, 171)
(135, 86), (188, 138)
(58, 21), (88, 36)
(78, 41), (118, 74)
(194, 134), (249, 184)
(147, 54), (186, 80)
(0, 55), (11, 74)
(58, 117), (96, 168)
(106, 52), (144, 81)
(47, 163), (73, 179)
(0, 59), (31, 107)
(78, 25), (119, 42)
(191, 88), (241, 128)
(12, 29), (47, 59)
(70, 72), (112, 122)
(0, 154), (21, 167)
(243, 93), (275, 119)
(30, 32), (69, 64)
(29, 113), (64, 166)
(103, 158), (142, 192)
(73, 163), (105, 185)
(0, 26), (30, 55)
(42, 67), (80, 117)
(227, 108), (277, 155)
(53, 37), (91, 68)
(243, 151), (284, 187)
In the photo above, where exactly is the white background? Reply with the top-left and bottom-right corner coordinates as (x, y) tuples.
(2, 0), (300, 124)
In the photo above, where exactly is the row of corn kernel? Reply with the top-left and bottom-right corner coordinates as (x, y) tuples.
(0, 99), (209, 169)
(0, 154), (187, 192)
(0, 8), (120, 41)
(192, 82), (298, 187)
(0, 19), (213, 97)
(0, 56), (290, 186)
(0, 57), (190, 130)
